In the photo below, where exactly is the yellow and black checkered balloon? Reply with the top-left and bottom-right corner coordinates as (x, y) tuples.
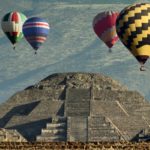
(116, 3), (150, 65)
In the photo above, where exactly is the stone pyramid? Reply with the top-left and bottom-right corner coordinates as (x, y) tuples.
(0, 72), (150, 142)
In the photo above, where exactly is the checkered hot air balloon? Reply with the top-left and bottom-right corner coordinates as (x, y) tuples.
(116, 3), (150, 71)
(23, 17), (50, 54)
(1, 11), (27, 49)
(93, 11), (119, 52)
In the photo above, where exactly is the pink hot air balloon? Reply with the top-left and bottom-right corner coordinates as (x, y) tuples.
(93, 11), (119, 52)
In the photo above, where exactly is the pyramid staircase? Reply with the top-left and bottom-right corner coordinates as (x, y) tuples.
(88, 116), (122, 141)
(36, 117), (67, 142)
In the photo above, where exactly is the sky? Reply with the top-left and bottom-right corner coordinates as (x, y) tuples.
(0, 0), (150, 103)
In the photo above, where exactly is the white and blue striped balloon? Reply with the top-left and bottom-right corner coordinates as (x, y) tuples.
(23, 17), (50, 54)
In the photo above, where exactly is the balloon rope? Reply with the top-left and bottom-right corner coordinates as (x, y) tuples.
(109, 48), (112, 53)
(13, 45), (15, 50)
(140, 65), (146, 71)
(140, 65), (150, 72)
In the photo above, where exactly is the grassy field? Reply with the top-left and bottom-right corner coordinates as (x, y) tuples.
(0, 142), (150, 150)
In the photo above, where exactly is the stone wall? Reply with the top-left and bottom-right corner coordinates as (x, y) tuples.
(0, 128), (26, 142)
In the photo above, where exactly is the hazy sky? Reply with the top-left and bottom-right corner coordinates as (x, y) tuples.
(0, 0), (150, 103)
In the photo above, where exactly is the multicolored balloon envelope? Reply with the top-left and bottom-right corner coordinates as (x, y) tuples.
(23, 17), (50, 54)
(116, 3), (150, 71)
(1, 11), (27, 49)
(93, 11), (119, 52)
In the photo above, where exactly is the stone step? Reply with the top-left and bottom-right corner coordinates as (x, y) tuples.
(36, 117), (67, 142)
(67, 104), (89, 108)
(41, 132), (66, 137)
(89, 135), (120, 141)
(112, 116), (147, 124)
(89, 128), (116, 134)
(67, 99), (90, 102)
(36, 135), (66, 142)
(122, 103), (150, 111)
(46, 123), (66, 128)
(89, 130), (118, 137)
(66, 110), (89, 114)
(66, 104), (89, 110)
(66, 112), (89, 116)
(89, 122), (111, 128)
(66, 101), (90, 116)
(41, 129), (65, 136)
(117, 123), (146, 129)
(116, 125), (145, 131)
(67, 102), (89, 106)
(134, 110), (150, 113)
(88, 116), (106, 122)
(66, 108), (89, 111)
(67, 108), (89, 112)
(52, 117), (67, 123)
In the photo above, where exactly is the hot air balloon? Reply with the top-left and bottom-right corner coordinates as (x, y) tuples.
(93, 11), (119, 52)
(1, 11), (27, 49)
(116, 3), (150, 71)
(23, 17), (50, 54)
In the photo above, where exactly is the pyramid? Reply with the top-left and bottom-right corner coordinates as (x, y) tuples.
(0, 72), (150, 142)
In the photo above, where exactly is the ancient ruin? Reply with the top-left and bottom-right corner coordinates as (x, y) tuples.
(0, 72), (150, 142)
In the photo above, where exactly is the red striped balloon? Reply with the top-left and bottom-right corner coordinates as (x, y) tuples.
(1, 11), (27, 49)
(93, 11), (119, 51)
(23, 17), (50, 54)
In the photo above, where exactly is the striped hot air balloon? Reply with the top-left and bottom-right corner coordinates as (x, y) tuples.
(1, 11), (27, 49)
(116, 3), (150, 71)
(23, 17), (50, 54)
(93, 11), (119, 52)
